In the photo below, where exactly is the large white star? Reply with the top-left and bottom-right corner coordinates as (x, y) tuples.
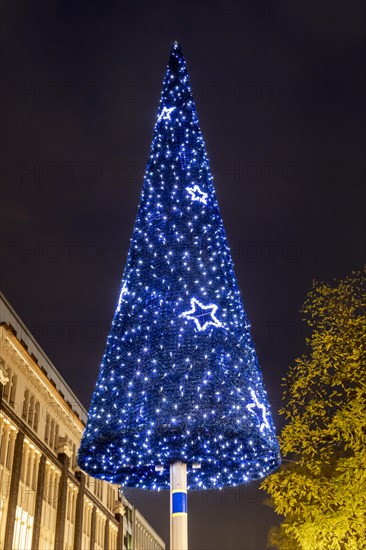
(186, 184), (208, 205)
(246, 389), (270, 433)
(157, 106), (175, 122)
(180, 298), (222, 331)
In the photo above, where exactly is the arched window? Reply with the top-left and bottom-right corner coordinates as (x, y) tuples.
(45, 414), (50, 443)
(22, 389), (30, 420)
(34, 402), (40, 432)
(9, 374), (17, 406)
(50, 419), (55, 447)
(53, 423), (59, 450)
(28, 395), (35, 425)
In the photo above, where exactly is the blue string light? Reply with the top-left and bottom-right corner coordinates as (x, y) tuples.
(78, 42), (281, 490)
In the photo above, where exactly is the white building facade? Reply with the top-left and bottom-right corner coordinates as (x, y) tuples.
(0, 293), (165, 550)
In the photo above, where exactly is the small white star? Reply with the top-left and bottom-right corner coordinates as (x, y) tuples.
(180, 298), (222, 331)
(186, 184), (208, 205)
(116, 282), (128, 312)
(246, 389), (270, 433)
(157, 106), (175, 122)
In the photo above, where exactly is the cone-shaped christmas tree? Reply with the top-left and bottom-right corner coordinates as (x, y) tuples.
(79, 43), (280, 490)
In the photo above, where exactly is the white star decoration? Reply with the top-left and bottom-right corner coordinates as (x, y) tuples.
(157, 106), (175, 122)
(180, 298), (223, 331)
(246, 389), (270, 433)
(186, 184), (208, 205)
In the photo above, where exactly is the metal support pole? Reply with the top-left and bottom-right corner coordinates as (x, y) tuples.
(170, 461), (188, 550)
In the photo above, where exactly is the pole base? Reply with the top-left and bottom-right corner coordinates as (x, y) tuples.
(170, 461), (188, 550)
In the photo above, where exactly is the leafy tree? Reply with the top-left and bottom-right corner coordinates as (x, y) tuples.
(261, 268), (366, 550)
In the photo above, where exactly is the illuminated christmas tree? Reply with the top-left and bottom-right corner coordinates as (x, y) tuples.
(79, 43), (280, 492)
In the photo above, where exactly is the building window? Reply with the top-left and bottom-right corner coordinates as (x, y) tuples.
(43, 463), (59, 509)
(2, 366), (17, 407)
(26, 450), (32, 486)
(31, 457), (38, 491)
(49, 469), (59, 508)
(28, 395), (35, 425)
(72, 442), (77, 469)
(45, 414), (50, 443)
(0, 425), (15, 469)
(94, 479), (103, 501)
(83, 501), (92, 537)
(6, 431), (15, 470)
(22, 388), (40, 431)
(110, 526), (118, 550)
(34, 402), (40, 432)
(22, 390), (30, 420)
(125, 532), (132, 550)
(125, 506), (132, 523)
(53, 423), (59, 450)
(66, 483), (76, 521)
(50, 419), (55, 445)
(95, 512), (105, 548)
(107, 485), (115, 511)
(44, 415), (59, 450)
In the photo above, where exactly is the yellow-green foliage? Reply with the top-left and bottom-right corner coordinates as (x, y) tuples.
(261, 268), (366, 550)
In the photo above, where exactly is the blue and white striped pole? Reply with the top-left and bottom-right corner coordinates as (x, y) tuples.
(170, 461), (188, 550)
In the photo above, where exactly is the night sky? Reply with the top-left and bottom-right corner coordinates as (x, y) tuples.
(1, 1), (365, 549)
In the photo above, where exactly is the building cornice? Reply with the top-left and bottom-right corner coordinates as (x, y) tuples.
(1, 325), (84, 439)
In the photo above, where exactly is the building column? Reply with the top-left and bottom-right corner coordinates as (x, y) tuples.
(104, 517), (110, 550)
(31, 453), (46, 550)
(90, 505), (97, 550)
(54, 438), (71, 550)
(114, 501), (125, 550)
(4, 429), (24, 550)
(73, 469), (85, 550)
